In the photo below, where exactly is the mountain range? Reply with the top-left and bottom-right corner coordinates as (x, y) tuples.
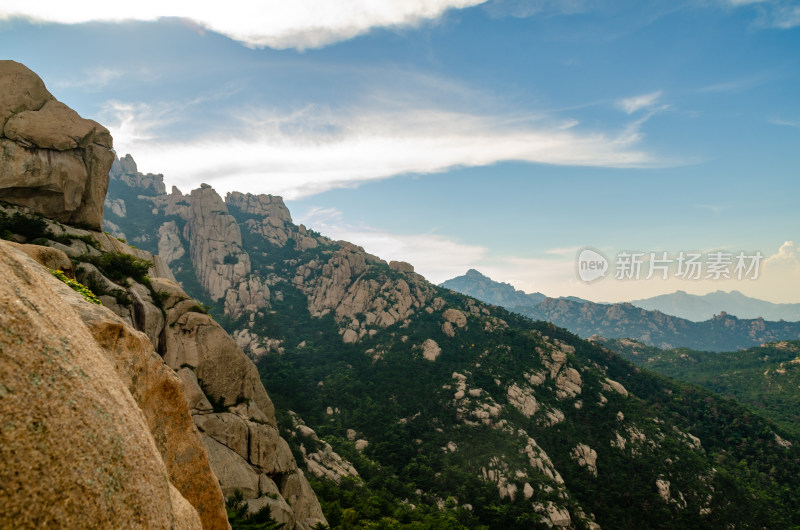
(442, 269), (800, 352)
(5, 61), (800, 529)
(630, 289), (800, 322)
(102, 153), (800, 528)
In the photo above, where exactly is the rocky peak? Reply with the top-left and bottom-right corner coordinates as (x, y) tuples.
(226, 191), (293, 224)
(0, 60), (113, 230)
(1, 63), (326, 528)
(109, 153), (167, 195)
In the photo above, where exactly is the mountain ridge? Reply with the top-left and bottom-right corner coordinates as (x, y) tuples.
(442, 269), (800, 351)
(630, 289), (800, 322)
(104, 155), (800, 529)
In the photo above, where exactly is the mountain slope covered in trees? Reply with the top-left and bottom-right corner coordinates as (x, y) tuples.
(105, 157), (800, 529)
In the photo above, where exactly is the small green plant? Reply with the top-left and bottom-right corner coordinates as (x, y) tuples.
(81, 251), (153, 285)
(226, 491), (284, 529)
(224, 254), (240, 265)
(50, 269), (102, 305)
(0, 211), (50, 241)
(81, 270), (132, 306)
(188, 302), (211, 314)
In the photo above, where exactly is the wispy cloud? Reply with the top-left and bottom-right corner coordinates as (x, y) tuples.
(693, 203), (731, 215)
(617, 91), (663, 114)
(103, 100), (658, 199)
(295, 207), (488, 284)
(52, 67), (125, 90)
(724, 0), (800, 29)
(769, 117), (800, 128)
(0, 0), (488, 50)
(484, 0), (591, 19)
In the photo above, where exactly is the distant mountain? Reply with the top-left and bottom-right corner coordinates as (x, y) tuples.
(631, 290), (800, 322)
(441, 270), (800, 351)
(600, 338), (800, 437)
(440, 269), (547, 307)
(517, 299), (800, 352)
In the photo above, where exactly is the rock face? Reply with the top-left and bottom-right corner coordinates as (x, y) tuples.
(0, 63), (326, 529)
(110, 154), (167, 195)
(0, 240), (206, 529)
(1, 198), (327, 529)
(0, 60), (112, 229)
(184, 186), (271, 319)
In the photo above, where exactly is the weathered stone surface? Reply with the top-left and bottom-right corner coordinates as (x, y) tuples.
(571, 444), (598, 476)
(61, 268), (229, 530)
(0, 61), (112, 229)
(110, 154), (167, 195)
(280, 470), (328, 530)
(443, 308), (468, 328)
(158, 220), (186, 265)
(421, 338), (442, 361)
(507, 384), (539, 418)
(227, 191), (293, 223)
(195, 413), (251, 457)
(248, 490), (295, 528)
(389, 260), (414, 273)
(5, 99), (112, 150)
(186, 186), (250, 301)
(165, 310), (276, 424)
(0, 60), (51, 128)
(3, 240), (73, 276)
(249, 421), (296, 474)
(203, 435), (261, 499)
(0, 240), (206, 529)
(176, 367), (215, 414)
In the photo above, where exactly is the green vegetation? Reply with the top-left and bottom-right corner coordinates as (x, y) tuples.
(226, 491), (285, 529)
(78, 267), (132, 306)
(49, 269), (101, 305)
(107, 173), (800, 529)
(0, 209), (99, 249)
(604, 338), (800, 437)
(79, 251), (152, 286)
(254, 284), (800, 529)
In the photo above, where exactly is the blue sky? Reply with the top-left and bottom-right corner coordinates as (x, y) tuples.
(2, 0), (799, 302)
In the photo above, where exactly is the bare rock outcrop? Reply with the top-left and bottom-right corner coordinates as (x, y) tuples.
(0, 240), (214, 528)
(185, 186), (269, 319)
(155, 276), (327, 529)
(0, 60), (112, 229)
(110, 154), (167, 195)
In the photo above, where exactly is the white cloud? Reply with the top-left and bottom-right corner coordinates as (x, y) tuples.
(0, 0), (488, 50)
(103, 100), (656, 199)
(617, 91), (663, 114)
(295, 207), (488, 284)
(764, 240), (800, 267)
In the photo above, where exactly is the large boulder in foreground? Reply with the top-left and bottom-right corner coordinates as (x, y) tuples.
(0, 60), (112, 230)
(0, 240), (214, 528)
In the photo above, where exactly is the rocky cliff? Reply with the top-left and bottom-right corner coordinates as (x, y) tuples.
(0, 239), (208, 528)
(0, 60), (112, 230)
(105, 163), (800, 529)
(0, 62), (325, 529)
